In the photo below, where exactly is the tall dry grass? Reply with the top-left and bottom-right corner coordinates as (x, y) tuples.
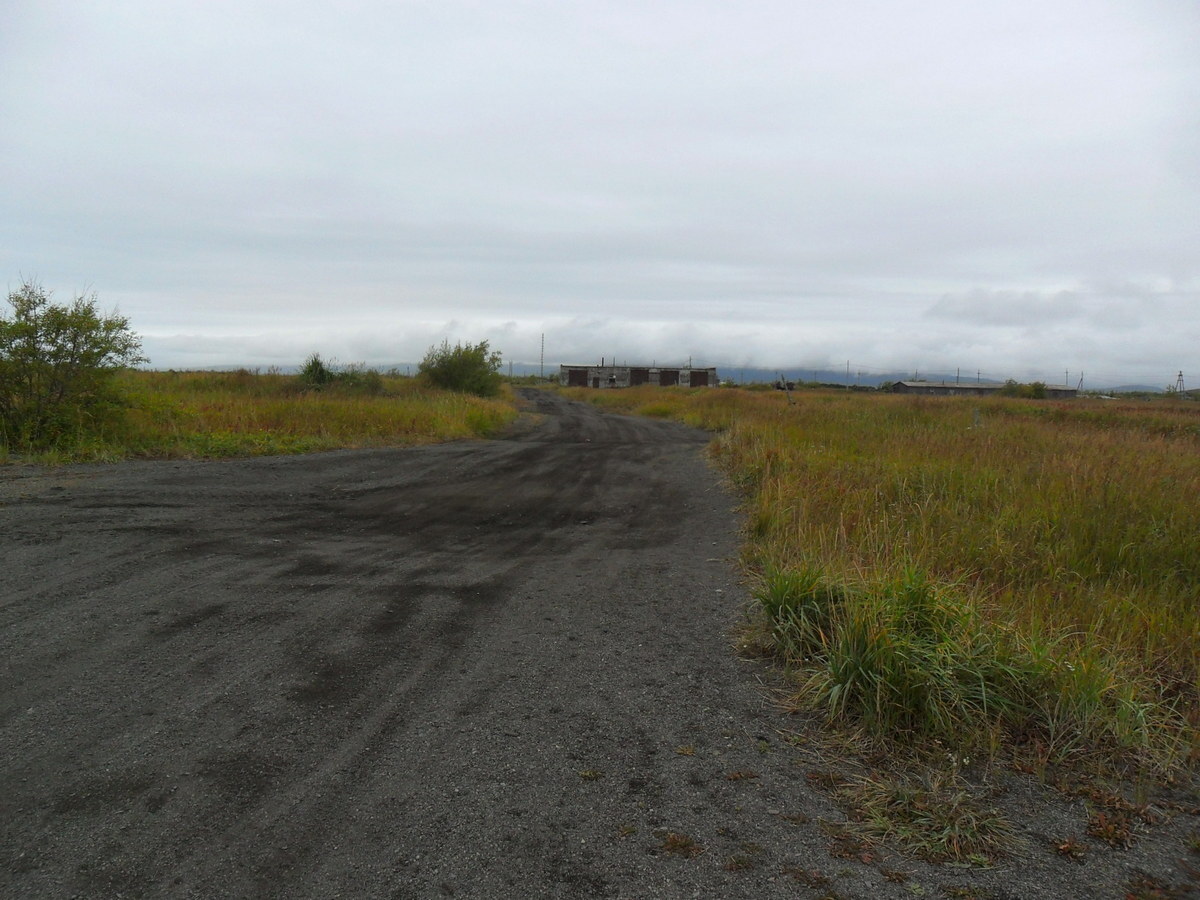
(569, 385), (1199, 769)
(11, 368), (518, 462)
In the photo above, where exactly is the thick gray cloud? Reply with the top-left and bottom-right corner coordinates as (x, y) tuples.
(2, 1), (1197, 386)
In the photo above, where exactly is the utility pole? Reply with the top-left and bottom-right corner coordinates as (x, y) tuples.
(956, 367), (960, 385)
(846, 360), (850, 389)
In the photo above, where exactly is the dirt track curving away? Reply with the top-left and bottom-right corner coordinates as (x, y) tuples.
(2, 391), (1195, 899)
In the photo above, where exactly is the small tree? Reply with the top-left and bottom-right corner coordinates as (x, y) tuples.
(417, 339), (502, 397)
(0, 280), (146, 447)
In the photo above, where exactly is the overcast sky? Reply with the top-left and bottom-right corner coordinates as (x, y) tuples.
(2, 1), (1197, 386)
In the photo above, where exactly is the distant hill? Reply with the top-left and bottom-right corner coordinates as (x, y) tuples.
(1107, 385), (1167, 394)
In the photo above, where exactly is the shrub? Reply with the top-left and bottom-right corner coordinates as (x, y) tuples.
(999, 379), (1047, 399)
(418, 339), (502, 397)
(0, 279), (146, 448)
(335, 363), (384, 394)
(299, 352), (335, 389)
(298, 356), (385, 394)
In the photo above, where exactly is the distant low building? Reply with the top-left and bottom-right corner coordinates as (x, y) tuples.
(1040, 385), (1078, 400)
(890, 381), (1004, 397)
(559, 364), (718, 388)
(890, 381), (1077, 399)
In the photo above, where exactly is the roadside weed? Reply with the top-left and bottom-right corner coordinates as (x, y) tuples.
(838, 772), (1016, 864)
(658, 832), (703, 858)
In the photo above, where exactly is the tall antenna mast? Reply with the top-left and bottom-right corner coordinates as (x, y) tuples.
(540, 333), (544, 379)
(1176, 370), (1186, 393)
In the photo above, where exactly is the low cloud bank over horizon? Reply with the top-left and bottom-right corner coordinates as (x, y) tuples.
(3, 1), (1196, 388)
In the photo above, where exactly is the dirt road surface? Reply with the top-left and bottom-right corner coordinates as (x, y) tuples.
(2, 391), (1194, 898)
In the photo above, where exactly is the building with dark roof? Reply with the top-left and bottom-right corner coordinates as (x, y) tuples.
(890, 381), (1077, 399)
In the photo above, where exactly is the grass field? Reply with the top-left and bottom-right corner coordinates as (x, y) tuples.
(568, 385), (1200, 774)
(2, 368), (519, 463)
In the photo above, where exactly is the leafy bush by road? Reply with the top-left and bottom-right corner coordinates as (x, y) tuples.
(0, 280), (146, 450)
(418, 340), (502, 397)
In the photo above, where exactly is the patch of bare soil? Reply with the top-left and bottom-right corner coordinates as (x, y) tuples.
(2, 390), (1195, 898)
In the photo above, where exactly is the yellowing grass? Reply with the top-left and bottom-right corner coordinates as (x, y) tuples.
(725, 394), (1198, 676)
(569, 385), (1200, 764)
(37, 369), (519, 461)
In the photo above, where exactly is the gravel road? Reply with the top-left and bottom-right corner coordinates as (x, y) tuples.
(2, 390), (1195, 898)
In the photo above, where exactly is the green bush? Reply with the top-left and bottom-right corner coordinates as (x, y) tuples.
(0, 280), (146, 448)
(335, 363), (384, 394)
(999, 379), (1047, 399)
(418, 340), (502, 397)
(299, 353), (335, 389)
(298, 355), (385, 394)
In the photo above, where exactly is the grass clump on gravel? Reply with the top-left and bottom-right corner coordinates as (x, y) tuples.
(838, 771), (1016, 864)
(753, 565), (1184, 774)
